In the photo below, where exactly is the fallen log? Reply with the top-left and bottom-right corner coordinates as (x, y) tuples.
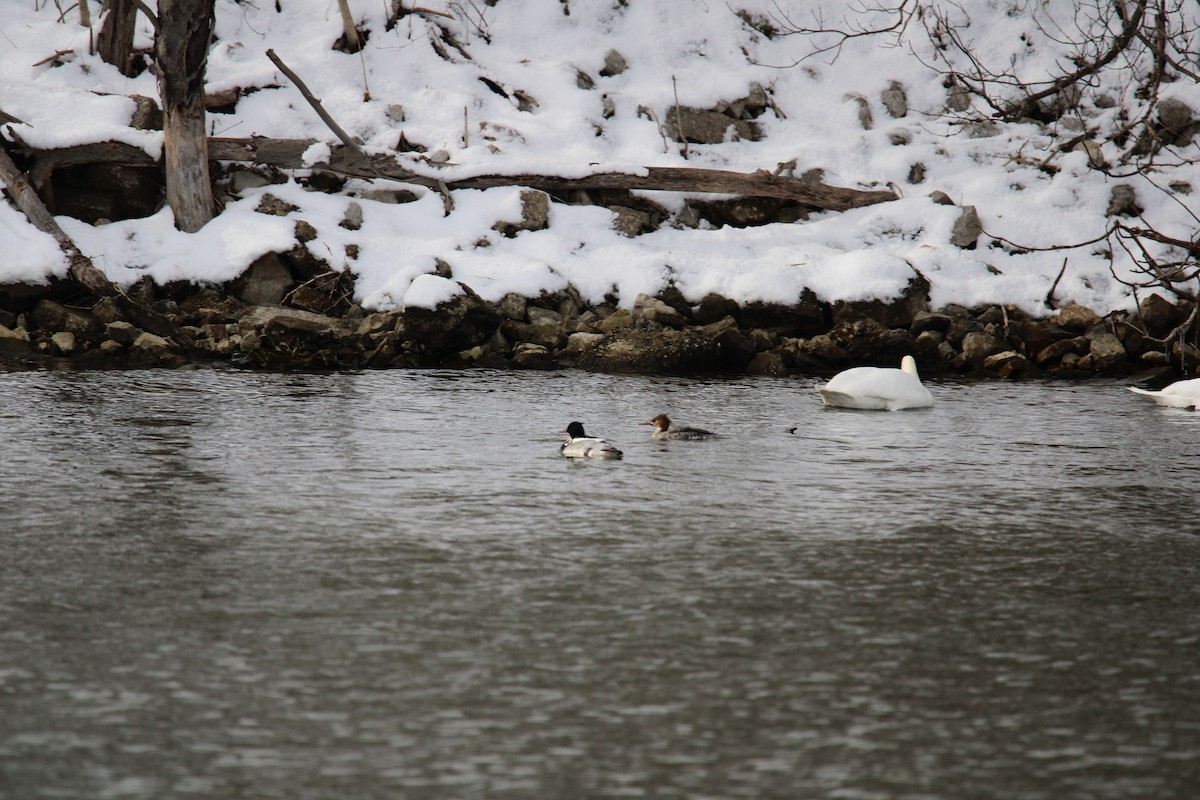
(0, 139), (199, 354)
(208, 136), (899, 211)
(13, 136), (900, 211)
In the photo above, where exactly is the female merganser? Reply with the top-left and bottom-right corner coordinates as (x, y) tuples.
(818, 355), (933, 411)
(1127, 377), (1200, 409)
(640, 414), (717, 440)
(560, 422), (623, 459)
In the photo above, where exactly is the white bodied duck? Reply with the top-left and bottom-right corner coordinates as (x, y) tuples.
(818, 355), (933, 411)
(640, 413), (717, 440)
(1127, 377), (1200, 409)
(560, 422), (623, 459)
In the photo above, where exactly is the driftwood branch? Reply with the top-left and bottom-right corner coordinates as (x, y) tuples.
(0, 139), (198, 353)
(208, 136), (898, 211)
(13, 136), (901, 211)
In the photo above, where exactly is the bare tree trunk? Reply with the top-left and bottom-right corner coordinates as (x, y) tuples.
(98, 0), (140, 77)
(156, 0), (215, 232)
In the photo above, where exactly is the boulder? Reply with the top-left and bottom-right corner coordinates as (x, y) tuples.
(232, 253), (294, 306)
(510, 342), (557, 370)
(50, 331), (77, 355)
(664, 106), (762, 144)
(744, 350), (788, 376)
(1056, 304), (1100, 333)
(493, 189), (550, 236)
(700, 317), (755, 372)
(738, 294), (828, 337)
(632, 293), (687, 327)
(240, 306), (344, 335)
(1138, 294), (1184, 337)
(1088, 332), (1127, 364)
(575, 329), (722, 374)
(31, 300), (102, 339)
(961, 330), (1005, 363)
(396, 284), (501, 357)
(0, 323), (31, 352)
(950, 205), (982, 248)
(833, 276), (930, 329)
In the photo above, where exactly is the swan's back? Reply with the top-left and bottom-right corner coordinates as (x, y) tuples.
(819, 356), (933, 411)
(1128, 378), (1200, 409)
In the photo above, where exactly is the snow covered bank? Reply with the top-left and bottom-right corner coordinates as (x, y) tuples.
(1, 0), (1199, 320)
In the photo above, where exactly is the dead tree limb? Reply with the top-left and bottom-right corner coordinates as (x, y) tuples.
(207, 136), (898, 211)
(13, 136), (900, 211)
(0, 139), (198, 353)
(265, 50), (376, 170)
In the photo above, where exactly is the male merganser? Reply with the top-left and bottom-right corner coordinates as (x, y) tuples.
(560, 422), (623, 459)
(640, 413), (717, 440)
(1127, 377), (1200, 409)
(818, 355), (933, 411)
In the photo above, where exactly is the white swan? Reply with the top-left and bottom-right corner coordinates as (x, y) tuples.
(1127, 377), (1200, 409)
(818, 355), (933, 411)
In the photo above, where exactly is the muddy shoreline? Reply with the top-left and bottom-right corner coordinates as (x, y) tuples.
(0, 275), (1195, 386)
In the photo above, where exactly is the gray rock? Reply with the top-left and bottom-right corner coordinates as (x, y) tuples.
(50, 331), (76, 355)
(982, 350), (1028, 377)
(1157, 98), (1195, 138)
(600, 49), (627, 77)
(340, 201), (363, 231)
(847, 94), (873, 130)
(511, 342), (557, 370)
(950, 205), (982, 248)
(233, 253), (294, 306)
(576, 329), (722, 374)
(1056, 304), (1100, 332)
(241, 306), (344, 335)
(961, 330), (1004, 363)
(632, 293), (686, 327)
(32, 300), (101, 338)
(228, 169), (273, 194)
(744, 350), (787, 376)
(129, 95), (162, 130)
(357, 311), (402, 335)
(611, 206), (649, 237)
(0, 324), (31, 350)
(664, 107), (762, 144)
(104, 321), (141, 344)
(881, 81), (908, 118)
(1088, 332), (1126, 363)
(946, 82), (972, 112)
(496, 292), (528, 321)
(493, 189), (550, 236)
(1036, 336), (1086, 365)
(91, 296), (123, 325)
(255, 193), (299, 216)
(396, 284), (501, 356)
(130, 332), (172, 356)
(505, 318), (565, 349)
(565, 331), (604, 353)
(596, 309), (633, 333)
(1138, 294), (1182, 337)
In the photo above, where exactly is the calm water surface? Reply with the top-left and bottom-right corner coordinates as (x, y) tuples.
(1, 366), (1198, 799)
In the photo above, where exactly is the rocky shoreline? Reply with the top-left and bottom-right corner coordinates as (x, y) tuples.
(1, 269), (1196, 386)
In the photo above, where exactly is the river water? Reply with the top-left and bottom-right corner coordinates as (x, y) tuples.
(1, 366), (1198, 799)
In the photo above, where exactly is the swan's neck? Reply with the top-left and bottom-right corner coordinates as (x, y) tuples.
(901, 356), (920, 379)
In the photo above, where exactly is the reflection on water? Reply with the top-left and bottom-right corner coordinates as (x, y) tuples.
(1, 367), (1199, 799)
